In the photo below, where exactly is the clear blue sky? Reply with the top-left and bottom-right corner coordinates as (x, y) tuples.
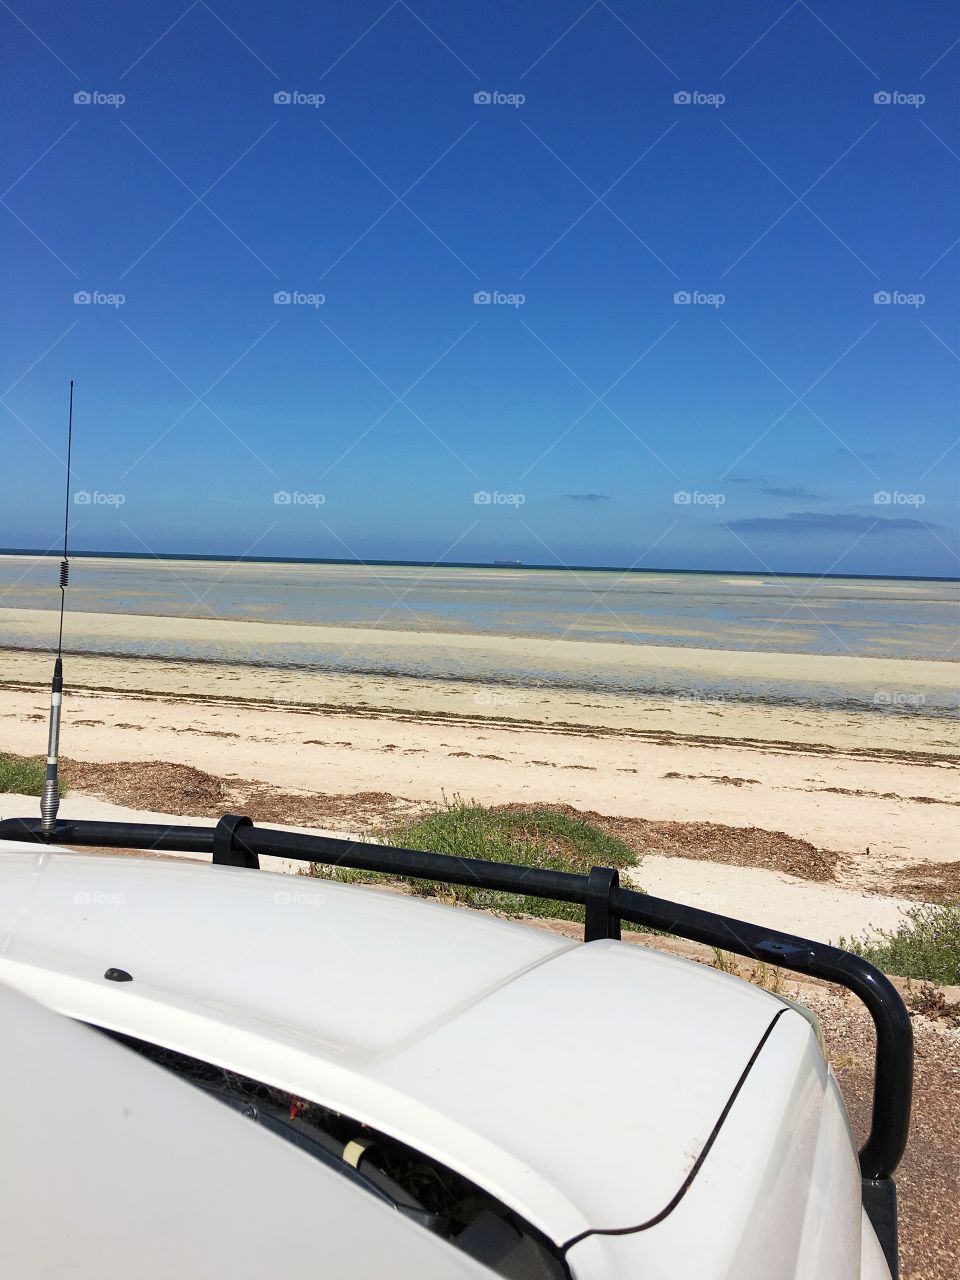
(2, 0), (958, 575)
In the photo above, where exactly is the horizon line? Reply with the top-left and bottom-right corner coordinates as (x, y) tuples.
(2, 547), (957, 584)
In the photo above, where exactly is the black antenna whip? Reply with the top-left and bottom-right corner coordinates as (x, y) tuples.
(57, 379), (74, 655)
(41, 380), (73, 835)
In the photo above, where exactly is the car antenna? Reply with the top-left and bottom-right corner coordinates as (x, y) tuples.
(40, 379), (74, 837)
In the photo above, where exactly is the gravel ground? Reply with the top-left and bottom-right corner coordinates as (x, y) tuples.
(801, 985), (960, 1280)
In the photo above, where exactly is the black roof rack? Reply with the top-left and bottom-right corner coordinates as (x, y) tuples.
(0, 812), (912, 1274)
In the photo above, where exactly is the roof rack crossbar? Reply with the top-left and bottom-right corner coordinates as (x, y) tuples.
(0, 813), (912, 1181)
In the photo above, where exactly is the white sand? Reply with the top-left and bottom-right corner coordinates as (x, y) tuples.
(629, 858), (911, 944)
(0, 679), (956, 855)
(2, 625), (956, 945)
(2, 647), (957, 756)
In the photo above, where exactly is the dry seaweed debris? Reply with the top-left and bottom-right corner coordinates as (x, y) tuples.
(501, 801), (839, 882)
(239, 785), (419, 830)
(58, 758), (419, 831)
(909, 982), (960, 1028)
(894, 860), (960, 907)
(46, 757), (843, 882)
(62, 758), (228, 814)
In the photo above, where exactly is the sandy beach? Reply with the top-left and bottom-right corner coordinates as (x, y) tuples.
(2, 563), (957, 944)
(2, 611), (958, 745)
(2, 626), (957, 944)
(1, 565), (957, 1280)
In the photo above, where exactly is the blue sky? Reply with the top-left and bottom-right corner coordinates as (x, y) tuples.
(1, 0), (958, 575)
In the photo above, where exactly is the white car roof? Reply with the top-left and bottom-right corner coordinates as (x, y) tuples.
(0, 978), (495, 1279)
(0, 844), (787, 1243)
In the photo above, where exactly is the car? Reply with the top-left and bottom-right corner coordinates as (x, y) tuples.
(0, 812), (912, 1279)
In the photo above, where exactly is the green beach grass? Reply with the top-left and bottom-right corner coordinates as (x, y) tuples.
(841, 904), (960, 985)
(0, 754), (61, 798)
(309, 800), (642, 927)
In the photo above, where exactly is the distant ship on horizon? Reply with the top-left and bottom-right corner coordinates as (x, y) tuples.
(494, 559), (523, 567)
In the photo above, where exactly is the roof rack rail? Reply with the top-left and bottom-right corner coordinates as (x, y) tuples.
(0, 812), (912, 1187)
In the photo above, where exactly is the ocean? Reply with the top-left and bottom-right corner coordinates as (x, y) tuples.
(1, 554), (957, 714)
(2, 553), (957, 653)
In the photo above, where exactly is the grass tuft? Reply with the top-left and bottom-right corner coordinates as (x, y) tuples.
(309, 799), (643, 926)
(0, 754), (62, 798)
(712, 947), (785, 993)
(840, 903), (960, 985)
